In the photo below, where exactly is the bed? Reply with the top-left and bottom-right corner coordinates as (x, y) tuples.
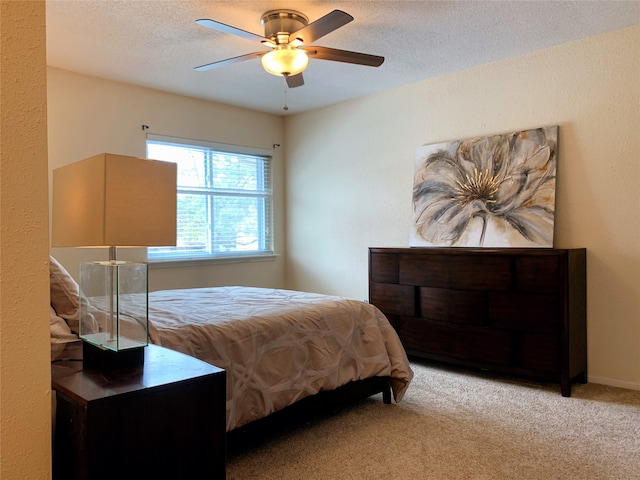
(49, 257), (413, 433)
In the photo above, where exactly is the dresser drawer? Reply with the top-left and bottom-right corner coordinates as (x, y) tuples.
(399, 317), (511, 365)
(399, 254), (450, 287)
(489, 293), (560, 333)
(370, 253), (399, 284)
(399, 317), (450, 357)
(448, 326), (511, 365)
(515, 256), (562, 293)
(419, 287), (487, 325)
(451, 256), (511, 291)
(518, 333), (560, 374)
(370, 282), (414, 316)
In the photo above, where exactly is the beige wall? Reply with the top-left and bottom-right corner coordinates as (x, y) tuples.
(0, 1), (52, 478)
(47, 68), (286, 291)
(285, 26), (640, 390)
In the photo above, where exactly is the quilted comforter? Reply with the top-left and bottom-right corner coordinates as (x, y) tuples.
(145, 286), (413, 431)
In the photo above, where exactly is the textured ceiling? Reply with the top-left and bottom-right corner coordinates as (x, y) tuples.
(46, 1), (640, 116)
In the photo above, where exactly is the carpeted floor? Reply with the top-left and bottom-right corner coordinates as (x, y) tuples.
(227, 360), (640, 479)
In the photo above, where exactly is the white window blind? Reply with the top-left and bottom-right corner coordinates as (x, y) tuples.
(146, 134), (273, 262)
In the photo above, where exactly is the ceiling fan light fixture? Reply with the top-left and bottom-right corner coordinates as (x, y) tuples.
(261, 47), (308, 76)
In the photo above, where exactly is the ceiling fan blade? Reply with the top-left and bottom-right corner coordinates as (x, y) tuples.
(285, 73), (304, 88)
(194, 52), (265, 72)
(196, 19), (272, 44)
(289, 10), (353, 45)
(303, 46), (384, 67)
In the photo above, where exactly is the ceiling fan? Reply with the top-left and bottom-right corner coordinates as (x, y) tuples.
(194, 9), (384, 88)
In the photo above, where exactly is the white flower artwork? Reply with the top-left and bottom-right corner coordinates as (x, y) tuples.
(411, 126), (558, 248)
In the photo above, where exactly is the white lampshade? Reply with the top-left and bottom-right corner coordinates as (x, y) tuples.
(261, 47), (309, 76)
(52, 153), (177, 248)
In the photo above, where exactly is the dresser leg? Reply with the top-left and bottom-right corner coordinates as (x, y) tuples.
(561, 383), (572, 397)
(577, 370), (588, 384)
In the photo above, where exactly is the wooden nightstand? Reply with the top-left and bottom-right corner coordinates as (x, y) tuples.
(51, 341), (226, 480)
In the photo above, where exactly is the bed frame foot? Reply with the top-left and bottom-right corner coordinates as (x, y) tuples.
(382, 379), (392, 404)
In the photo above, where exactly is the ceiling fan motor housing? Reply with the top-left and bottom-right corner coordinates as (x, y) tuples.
(261, 10), (308, 42)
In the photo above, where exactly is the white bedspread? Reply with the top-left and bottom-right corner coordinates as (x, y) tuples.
(146, 286), (413, 431)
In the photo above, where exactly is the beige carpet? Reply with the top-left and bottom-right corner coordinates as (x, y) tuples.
(227, 360), (640, 479)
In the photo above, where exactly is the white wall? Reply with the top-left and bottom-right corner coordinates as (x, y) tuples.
(285, 26), (640, 390)
(48, 68), (287, 291)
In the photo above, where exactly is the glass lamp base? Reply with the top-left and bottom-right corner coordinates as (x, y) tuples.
(79, 260), (149, 353)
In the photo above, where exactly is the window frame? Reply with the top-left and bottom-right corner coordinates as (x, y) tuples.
(145, 134), (275, 265)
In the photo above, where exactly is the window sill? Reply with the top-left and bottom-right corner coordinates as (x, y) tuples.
(148, 254), (279, 269)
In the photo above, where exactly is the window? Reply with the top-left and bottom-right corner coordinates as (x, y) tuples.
(146, 134), (273, 262)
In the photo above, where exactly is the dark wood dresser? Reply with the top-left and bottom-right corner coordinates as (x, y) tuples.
(52, 342), (226, 479)
(369, 247), (587, 396)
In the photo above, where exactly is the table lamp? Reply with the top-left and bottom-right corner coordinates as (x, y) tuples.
(52, 153), (176, 368)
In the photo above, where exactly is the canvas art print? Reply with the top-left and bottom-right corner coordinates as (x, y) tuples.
(411, 126), (558, 248)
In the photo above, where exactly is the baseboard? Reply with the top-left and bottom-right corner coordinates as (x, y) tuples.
(587, 375), (640, 391)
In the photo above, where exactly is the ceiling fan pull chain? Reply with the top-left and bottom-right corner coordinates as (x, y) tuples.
(283, 89), (289, 111)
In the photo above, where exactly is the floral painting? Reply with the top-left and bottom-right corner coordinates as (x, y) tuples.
(411, 126), (558, 248)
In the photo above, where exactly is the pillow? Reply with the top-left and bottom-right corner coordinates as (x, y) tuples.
(49, 256), (102, 337)
(49, 305), (77, 343)
(49, 256), (80, 334)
